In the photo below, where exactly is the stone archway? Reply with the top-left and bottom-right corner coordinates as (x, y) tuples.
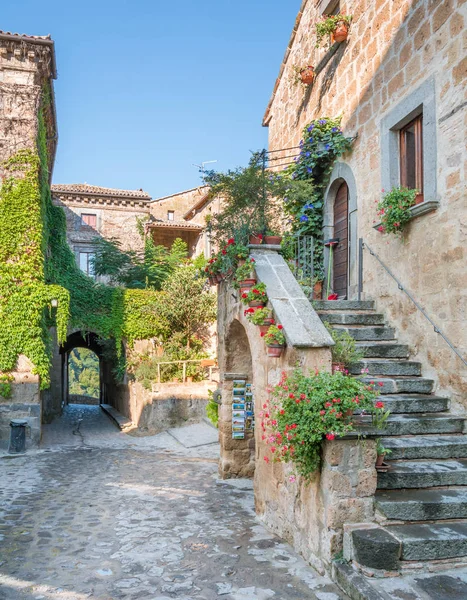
(323, 162), (358, 299)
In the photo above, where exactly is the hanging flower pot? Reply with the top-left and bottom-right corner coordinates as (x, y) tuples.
(249, 233), (263, 245)
(332, 21), (349, 43)
(267, 344), (285, 358)
(208, 276), (217, 286)
(299, 66), (315, 85)
(239, 278), (256, 288)
(258, 317), (275, 336)
(249, 300), (265, 308)
(264, 235), (283, 245)
(216, 273), (224, 283)
(248, 305), (266, 314)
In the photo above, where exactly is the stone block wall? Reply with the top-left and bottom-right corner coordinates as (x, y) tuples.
(111, 380), (215, 434)
(265, 0), (467, 406)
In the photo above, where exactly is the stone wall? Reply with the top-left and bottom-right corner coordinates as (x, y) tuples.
(216, 247), (377, 571)
(264, 0), (467, 406)
(111, 380), (215, 433)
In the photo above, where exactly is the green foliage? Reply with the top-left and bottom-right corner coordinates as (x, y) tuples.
(240, 282), (267, 305)
(264, 324), (286, 346)
(0, 373), (14, 399)
(263, 369), (379, 478)
(373, 400), (391, 430)
(282, 117), (354, 278)
(315, 14), (352, 46)
(68, 348), (100, 398)
(234, 258), (256, 285)
(245, 307), (271, 326)
(206, 391), (219, 428)
(376, 187), (417, 235)
(376, 438), (392, 457)
(324, 322), (363, 366)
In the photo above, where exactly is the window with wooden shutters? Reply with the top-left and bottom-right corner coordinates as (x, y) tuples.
(400, 115), (423, 203)
(81, 213), (97, 228)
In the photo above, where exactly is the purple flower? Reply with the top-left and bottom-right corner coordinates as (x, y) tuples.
(319, 119), (327, 124)
(305, 203), (314, 209)
(291, 172), (297, 179)
(308, 124), (315, 131)
(299, 140), (304, 146)
(331, 127), (339, 132)
(306, 152), (310, 157)
(300, 215), (309, 222)
(325, 144), (330, 150)
(307, 167), (312, 173)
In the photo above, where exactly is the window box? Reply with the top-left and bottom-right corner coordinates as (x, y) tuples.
(373, 200), (439, 231)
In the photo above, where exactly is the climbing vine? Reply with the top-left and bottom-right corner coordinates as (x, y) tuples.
(282, 116), (354, 277)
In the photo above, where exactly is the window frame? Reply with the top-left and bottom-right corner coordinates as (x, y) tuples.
(81, 213), (97, 228)
(79, 251), (95, 277)
(167, 210), (175, 221)
(399, 114), (424, 203)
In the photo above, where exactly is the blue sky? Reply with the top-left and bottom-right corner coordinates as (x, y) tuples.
(3, 1), (298, 198)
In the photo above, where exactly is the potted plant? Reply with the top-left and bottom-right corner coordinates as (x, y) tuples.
(234, 258), (257, 290)
(324, 322), (364, 372)
(241, 282), (268, 307)
(264, 230), (283, 245)
(316, 14), (352, 47)
(204, 257), (221, 285)
(376, 438), (392, 469)
(372, 400), (391, 431)
(245, 307), (274, 334)
(291, 65), (315, 86)
(313, 279), (323, 299)
(376, 187), (418, 235)
(249, 232), (264, 245)
(264, 324), (286, 357)
(262, 368), (379, 478)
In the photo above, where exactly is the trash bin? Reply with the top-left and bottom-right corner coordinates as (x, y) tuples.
(8, 419), (28, 454)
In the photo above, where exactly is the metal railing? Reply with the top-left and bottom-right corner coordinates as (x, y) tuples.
(358, 238), (467, 366)
(154, 359), (218, 384)
(290, 235), (317, 301)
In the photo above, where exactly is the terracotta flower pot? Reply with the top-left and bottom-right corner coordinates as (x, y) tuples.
(249, 233), (263, 245)
(239, 278), (256, 288)
(248, 305), (266, 314)
(299, 66), (315, 85)
(264, 235), (283, 245)
(344, 408), (354, 419)
(415, 193), (424, 205)
(313, 280), (323, 300)
(237, 258), (246, 267)
(258, 324), (270, 335)
(208, 276), (217, 286)
(216, 273), (223, 283)
(376, 453), (386, 467)
(267, 344), (284, 358)
(249, 300), (265, 308)
(332, 362), (346, 374)
(332, 22), (349, 43)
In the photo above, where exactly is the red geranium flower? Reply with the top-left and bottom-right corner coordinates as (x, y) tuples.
(375, 401), (385, 409)
(228, 238), (235, 244)
(326, 433), (335, 440)
(277, 324), (283, 330)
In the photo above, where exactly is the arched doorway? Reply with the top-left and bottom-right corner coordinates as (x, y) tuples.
(333, 182), (349, 298)
(68, 347), (100, 405)
(59, 331), (113, 407)
(323, 163), (358, 299)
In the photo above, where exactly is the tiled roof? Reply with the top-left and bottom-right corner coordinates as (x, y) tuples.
(51, 183), (151, 200)
(150, 185), (209, 203)
(147, 220), (203, 230)
(0, 30), (52, 41)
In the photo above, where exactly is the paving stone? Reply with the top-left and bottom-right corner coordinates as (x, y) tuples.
(0, 405), (346, 600)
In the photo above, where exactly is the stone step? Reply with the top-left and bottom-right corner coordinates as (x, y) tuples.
(313, 300), (375, 311)
(379, 394), (449, 414)
(362, 376), (434, 394)
(377, 459), (467, 489)
(319, 312), (385, 326)
(386, 521), (467, 561)
(376, 488), (467, 521)
(357, 414), (465, 436)
(350, 522), (467, 568)
(381, 434), (467, 459)
(334, 326), (396, 341)
(356, 342), (410, 358)
(351, 360), (421, 376)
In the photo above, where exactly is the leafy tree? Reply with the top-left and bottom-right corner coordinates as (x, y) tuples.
(92, 232), (188, 290)
(68, 348), (100, 398)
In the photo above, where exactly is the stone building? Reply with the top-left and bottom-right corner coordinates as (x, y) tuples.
(263, 0), (466, 406)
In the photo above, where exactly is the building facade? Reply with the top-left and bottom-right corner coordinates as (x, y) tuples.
(264, 0), (466, 405)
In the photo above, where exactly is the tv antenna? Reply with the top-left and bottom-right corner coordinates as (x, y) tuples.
(193, 160), (217, 175)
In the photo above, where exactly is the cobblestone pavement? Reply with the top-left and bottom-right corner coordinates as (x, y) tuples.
(0, 406), (347, 600)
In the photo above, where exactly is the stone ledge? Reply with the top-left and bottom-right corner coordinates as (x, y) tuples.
(373, 200), (440, 231)
(100, 404), (135, 432)
(332, 561), (387, 600)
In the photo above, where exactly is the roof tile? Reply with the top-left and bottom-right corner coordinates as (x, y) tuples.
(51, 183), (151, 200)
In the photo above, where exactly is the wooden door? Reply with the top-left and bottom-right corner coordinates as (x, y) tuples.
(333, 182), (349, 298)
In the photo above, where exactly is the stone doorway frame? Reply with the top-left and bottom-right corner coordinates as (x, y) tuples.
(323, 162), (358, 299)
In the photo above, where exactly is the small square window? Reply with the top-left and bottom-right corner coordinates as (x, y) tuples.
(167, 211), (175, 221)
(400, 114), (423, 202)
(82, 213), (97, 228)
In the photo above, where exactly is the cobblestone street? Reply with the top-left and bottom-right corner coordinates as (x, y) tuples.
(0, 406), (346, 600)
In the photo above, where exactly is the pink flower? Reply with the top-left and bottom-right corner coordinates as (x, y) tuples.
(320, 410), (326, 416)
(378, 381), (384, 387)
(270, 446), (276, 453)
(264, 456), (270, 464)
(289, 475), (296, 483)
(326, 433), (335, 441)
(375, 401), (385, 409)
(377, 226), (385, 233)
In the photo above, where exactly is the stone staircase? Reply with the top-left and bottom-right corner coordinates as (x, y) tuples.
(315, 299), (467, 574)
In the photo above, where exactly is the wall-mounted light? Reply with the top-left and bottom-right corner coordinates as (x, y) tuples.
(51, 299), (58, 308)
